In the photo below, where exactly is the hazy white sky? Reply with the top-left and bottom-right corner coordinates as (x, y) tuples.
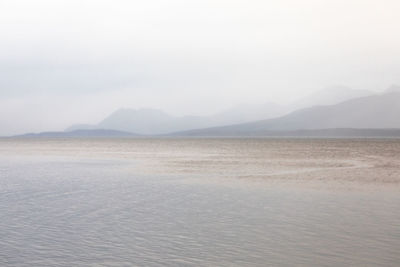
(1, 0), (400, 135)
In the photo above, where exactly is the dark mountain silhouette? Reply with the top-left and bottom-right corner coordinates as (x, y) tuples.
(169, 128), (400, 137)
(14, 129), (138, 138)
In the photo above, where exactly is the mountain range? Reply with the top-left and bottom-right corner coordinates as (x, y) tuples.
(16, 129), (137, 138)
(291, 86), (372, 110)
(66, 85), (377, 135)
(66, 103), (286, 135)
(12, 85), (400, 138)
(174, 90), (400, 136)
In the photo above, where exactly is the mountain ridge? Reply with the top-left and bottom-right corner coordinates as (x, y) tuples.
(13, 129), (138, 138)
(168, 91), (400, 136)
(66, 85), (383, 135)
(67, 103), (286, 135)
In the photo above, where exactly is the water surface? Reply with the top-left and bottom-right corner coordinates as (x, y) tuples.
(1, 138), (399, 266)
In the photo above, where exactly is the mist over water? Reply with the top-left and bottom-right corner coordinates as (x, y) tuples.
(2, 1), (400, 135)
(2, 1), (400, 265)
(1, 138), (399, 266)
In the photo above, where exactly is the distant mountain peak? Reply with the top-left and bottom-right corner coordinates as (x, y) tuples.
(172, 90), (400, 136)
(63, 86), (397, 136)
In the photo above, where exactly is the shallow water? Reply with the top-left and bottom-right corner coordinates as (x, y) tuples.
(0, 138), (400, 266)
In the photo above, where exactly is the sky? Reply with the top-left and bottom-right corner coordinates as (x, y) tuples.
(1, 0), (400, 135)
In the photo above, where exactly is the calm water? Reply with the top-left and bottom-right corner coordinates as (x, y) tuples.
(0, 138), (400, 266)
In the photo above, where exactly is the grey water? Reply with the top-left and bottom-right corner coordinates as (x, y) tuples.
(0, 138), (400, 266)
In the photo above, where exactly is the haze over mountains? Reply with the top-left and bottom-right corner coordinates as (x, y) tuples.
(292, 86), (373, 110)
(67, 102), (285, 135)
(18, 129), (137, 138)
(12, 85), (400, 137)
(65, 86), (381, 135)
(176, 89), (400, 136)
